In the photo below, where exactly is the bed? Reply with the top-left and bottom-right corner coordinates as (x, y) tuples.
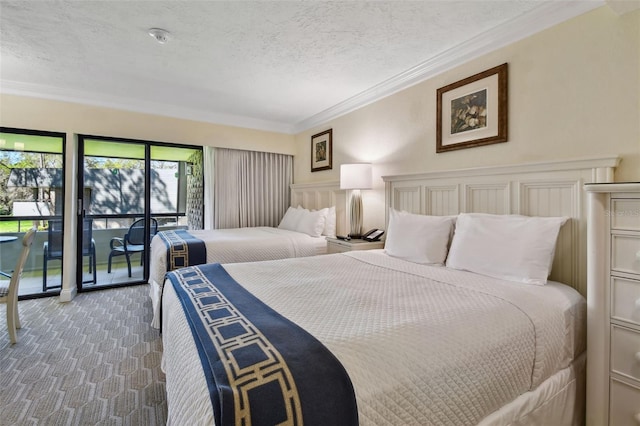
(161, 157), (620, 425)
(149, 182), (347, 329)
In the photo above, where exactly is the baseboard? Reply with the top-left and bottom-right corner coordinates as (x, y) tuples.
(59, 286), (77, 302)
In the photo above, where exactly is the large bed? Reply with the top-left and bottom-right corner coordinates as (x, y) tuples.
(149, 182), (348, 329)
(160, 157), (620, 425)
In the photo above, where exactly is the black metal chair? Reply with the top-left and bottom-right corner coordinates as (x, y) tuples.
(108, 218), (158, 277)
(80, 219), (97, 285)
(43, 218), (96, 291)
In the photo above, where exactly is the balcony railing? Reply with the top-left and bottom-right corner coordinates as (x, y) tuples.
(0, 214), (187, 297)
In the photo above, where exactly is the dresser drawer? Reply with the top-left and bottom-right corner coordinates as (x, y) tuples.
(612, 277), (640, 326)
(612, 233), (640, 276)
(611, 325), (640, 383)
(611, 199), (640, 231)
(609, 378), (640, 426)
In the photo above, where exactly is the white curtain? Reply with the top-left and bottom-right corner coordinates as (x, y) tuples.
(203, 147), (292, 229)
(203, 146), (216, 230)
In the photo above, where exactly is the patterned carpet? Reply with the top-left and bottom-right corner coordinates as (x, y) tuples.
(0, 285), (167, 425)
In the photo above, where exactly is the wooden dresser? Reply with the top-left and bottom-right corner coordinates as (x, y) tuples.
(585, 183), (640, 426)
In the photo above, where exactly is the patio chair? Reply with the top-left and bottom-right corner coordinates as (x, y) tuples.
(1, 227), (37, 344)
(80, 218), (97, 285)
(107, 218), (158, 277)
(43, 219), (96, 291)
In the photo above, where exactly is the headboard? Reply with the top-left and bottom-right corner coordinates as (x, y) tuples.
(290, 181), (347, 236)
(382, 157), (620, 297)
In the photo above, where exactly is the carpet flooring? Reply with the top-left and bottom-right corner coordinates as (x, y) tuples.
(0, 285), (167, 425)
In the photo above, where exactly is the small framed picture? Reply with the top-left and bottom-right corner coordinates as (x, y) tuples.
(311, 129), (332, 172)
(436, 63), (508, 153)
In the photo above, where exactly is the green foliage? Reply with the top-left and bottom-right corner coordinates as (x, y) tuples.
(1, 150), (182, 218)
(0, 220), (20, 232)
(0, 151), (63, 216)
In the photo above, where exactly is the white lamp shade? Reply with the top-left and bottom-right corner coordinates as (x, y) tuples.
(340, 163), (372, 190)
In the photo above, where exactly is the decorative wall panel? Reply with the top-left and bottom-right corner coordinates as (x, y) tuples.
(290, 182), (347, 236)
(425, 185), (458, 216)
(383, 157), (620, 297)
(464, 183), (510, 214)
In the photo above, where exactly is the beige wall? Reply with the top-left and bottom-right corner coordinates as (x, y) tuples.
(0, 95), (296, 154)
(294, 6), (640, 230)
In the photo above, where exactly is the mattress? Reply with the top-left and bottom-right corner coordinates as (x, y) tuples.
(161, 250), (586, 425)
(149, 226), (327, 328)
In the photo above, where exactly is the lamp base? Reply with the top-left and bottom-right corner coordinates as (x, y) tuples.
(349, 189), (363, 239)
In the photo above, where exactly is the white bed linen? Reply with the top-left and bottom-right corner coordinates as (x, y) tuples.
(149, 226), (327, 328)
(479, 353), (585, 426)
(161, 250), (586, 425)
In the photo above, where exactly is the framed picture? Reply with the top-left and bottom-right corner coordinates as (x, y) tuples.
(311, 129), (332, 172)
(436, 63), (508, 153)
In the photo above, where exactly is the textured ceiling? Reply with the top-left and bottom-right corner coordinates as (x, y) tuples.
(0, 1), (604, 133)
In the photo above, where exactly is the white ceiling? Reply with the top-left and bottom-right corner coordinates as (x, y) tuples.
(0, 1), (606, 134)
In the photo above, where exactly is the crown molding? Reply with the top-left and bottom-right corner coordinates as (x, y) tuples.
(0, 80), (296, 134)
(606, 0), (640, 15)
(293, 0), (604, 133)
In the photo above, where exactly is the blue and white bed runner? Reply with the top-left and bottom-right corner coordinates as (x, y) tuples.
(167, 263), (358, 426)
(158, 229), (206, 271)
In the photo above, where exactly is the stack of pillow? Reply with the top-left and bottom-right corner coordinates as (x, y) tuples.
(278, 205), (336, 238)
(384, 208), (568, 285)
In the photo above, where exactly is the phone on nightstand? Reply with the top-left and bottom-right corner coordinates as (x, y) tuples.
(362, 229), (384, 242)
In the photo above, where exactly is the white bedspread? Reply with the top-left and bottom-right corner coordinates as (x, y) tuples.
(161, 250), (586, 425)
(149, 226), (327, 328)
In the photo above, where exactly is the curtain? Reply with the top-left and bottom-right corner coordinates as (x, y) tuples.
(203, 146), (216, 230)
(203, 147), (293, 229)
(213, 148), (243, 229)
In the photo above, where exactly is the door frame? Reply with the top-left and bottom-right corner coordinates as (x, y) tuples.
(76, 134), (202, 292)
(76, 135), (152, 292)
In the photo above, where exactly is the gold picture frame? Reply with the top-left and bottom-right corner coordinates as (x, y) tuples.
(311, 129), (332, 172)
(436, 63), (508, 153)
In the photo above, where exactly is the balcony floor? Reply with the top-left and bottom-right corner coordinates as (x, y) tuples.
(15, 262), (146, 297)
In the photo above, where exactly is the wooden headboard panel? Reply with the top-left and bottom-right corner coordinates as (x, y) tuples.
(290, 181), (347, 236)
(383, 157), (620, 297)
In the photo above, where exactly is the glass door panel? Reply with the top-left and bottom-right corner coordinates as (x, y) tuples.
(79, 138), (148, 290)
(0, 128), (65, 298)
(150, 145), (202, 230)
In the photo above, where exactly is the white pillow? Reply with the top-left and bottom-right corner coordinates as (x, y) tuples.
(445, 213), (568, 285)
(384, 209), (454, 265)
(322, 206), (336, 237)
(278, 206), (303, 231)
(296, 208), (328, 237)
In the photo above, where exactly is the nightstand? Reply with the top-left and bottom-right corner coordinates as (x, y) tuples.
(326, 237), (384, 254)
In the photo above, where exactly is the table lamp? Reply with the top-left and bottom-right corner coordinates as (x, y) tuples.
(340, 163), (372, 238)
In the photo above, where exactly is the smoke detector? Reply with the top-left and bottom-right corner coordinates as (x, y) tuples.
(148, 28), (171, 44)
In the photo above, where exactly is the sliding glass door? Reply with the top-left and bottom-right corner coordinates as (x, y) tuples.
(77, 135), (202, 291)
